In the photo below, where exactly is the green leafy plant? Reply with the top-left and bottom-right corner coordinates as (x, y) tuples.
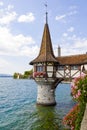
(63, 73), (87, 130)
(63, 104), (80, 130)
(75, 102), (86, 130)
(71, 74), (87, 103)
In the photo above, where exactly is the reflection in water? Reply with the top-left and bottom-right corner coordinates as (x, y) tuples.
(30, 105), (66, 130)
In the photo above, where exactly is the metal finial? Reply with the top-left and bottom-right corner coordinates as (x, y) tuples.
(44, 3), (48, 23)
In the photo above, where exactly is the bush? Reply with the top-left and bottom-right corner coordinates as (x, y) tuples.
(63, 73), (87, 130)
(13, 73), (19, 79)
(71, 74), (87, 103)
(75, 102), (86, 130)
(63, 104), (80, 130)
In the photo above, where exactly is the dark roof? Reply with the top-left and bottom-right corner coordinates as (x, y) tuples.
(30, 23), (58, 65)
(56, 54), (87, 65)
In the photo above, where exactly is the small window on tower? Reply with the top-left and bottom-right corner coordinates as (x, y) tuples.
(37, 66), (43, 72)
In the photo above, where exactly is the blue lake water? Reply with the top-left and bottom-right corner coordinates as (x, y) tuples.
(0, 78), (75, 130)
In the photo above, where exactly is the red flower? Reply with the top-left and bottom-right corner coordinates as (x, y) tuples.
(71, 73), (87, 102)
(63, 104), (80, 130)
(33, 72), (46, 78)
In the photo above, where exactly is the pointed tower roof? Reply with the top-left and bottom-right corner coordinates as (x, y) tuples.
(30, 11), (58, 65)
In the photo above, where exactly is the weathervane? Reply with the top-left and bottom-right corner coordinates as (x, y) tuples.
(44, 2), (48, 23)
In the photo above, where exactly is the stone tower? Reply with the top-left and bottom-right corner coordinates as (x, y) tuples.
(30, 12), (60, 106)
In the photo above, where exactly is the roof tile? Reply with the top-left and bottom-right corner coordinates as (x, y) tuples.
(30, 23), (58, 65)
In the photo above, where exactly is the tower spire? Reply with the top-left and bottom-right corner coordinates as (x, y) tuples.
(45, 3), (48, 23)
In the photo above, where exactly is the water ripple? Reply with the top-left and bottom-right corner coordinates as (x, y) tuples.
(0, 78), (73, 130)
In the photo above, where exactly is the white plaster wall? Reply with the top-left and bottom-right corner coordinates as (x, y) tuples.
(81, 65), (87, 70)
(56, 70), (64, 78)
(56, 70), (81, 78)
(47, 66), (53, 77)
(71, 70), (80, 77)
(84, 65), (87, 70)
(47, 72), (53, 77)
(71, 70), (81, 78)
(47, 66), (53, 71)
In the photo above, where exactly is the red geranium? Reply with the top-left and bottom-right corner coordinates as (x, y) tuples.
(63, 104), (80, 130)
(33, 72), (46, 78)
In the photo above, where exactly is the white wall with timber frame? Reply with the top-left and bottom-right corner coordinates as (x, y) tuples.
(56, 64), (87, 80)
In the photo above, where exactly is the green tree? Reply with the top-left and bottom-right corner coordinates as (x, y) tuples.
(13, 69), (33, 79)
(24, 69), (33, 78)
(13, 73), (19, 79)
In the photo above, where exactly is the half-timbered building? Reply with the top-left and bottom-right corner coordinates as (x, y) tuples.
(56, 54), (87, 81)
(29, 10), (87, 106)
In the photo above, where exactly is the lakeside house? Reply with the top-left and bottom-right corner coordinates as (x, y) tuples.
(29, 10), (87, 106)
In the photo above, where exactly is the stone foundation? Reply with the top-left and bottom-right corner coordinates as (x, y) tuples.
(36, 80), (56, 106)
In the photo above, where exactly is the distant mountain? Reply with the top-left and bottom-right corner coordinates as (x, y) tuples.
(0, 74), (12, 77)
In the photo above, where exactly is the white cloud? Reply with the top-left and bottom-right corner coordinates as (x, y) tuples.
(0, 57), (12, 74)
(55, 6), (77, 22)
(0, 11), (17, 25)
(0, 3), (35, 24)
(55, 14), (66, 21)
(55, 11), (77, 22)
(18, 12), (35, 23)
(20, 45), (39, 56)
(0, 26), (39, 57)
(69, 5), (77, 10)
(62, 33), (68, 37)
(67, 27), (74, 32)
(0, 25), (39, 74)
(0, 3), (35, 25)
(60, 33), (87, 56)
(0, 1), (3, 6)
(7, 5), (14, 11)
(0, 58), (10, 68)
(68, 10), (77, 16)
(0, 2), (38, 74)
(0, 4), (17, 25)
(0, 57), (20, 74)
(74, 38), (87, 49)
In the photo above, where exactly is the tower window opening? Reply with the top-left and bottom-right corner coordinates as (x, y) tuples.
(37, 66), (43, 72)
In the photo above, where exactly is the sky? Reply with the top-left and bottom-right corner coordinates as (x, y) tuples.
(0, 0), (87, 75)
